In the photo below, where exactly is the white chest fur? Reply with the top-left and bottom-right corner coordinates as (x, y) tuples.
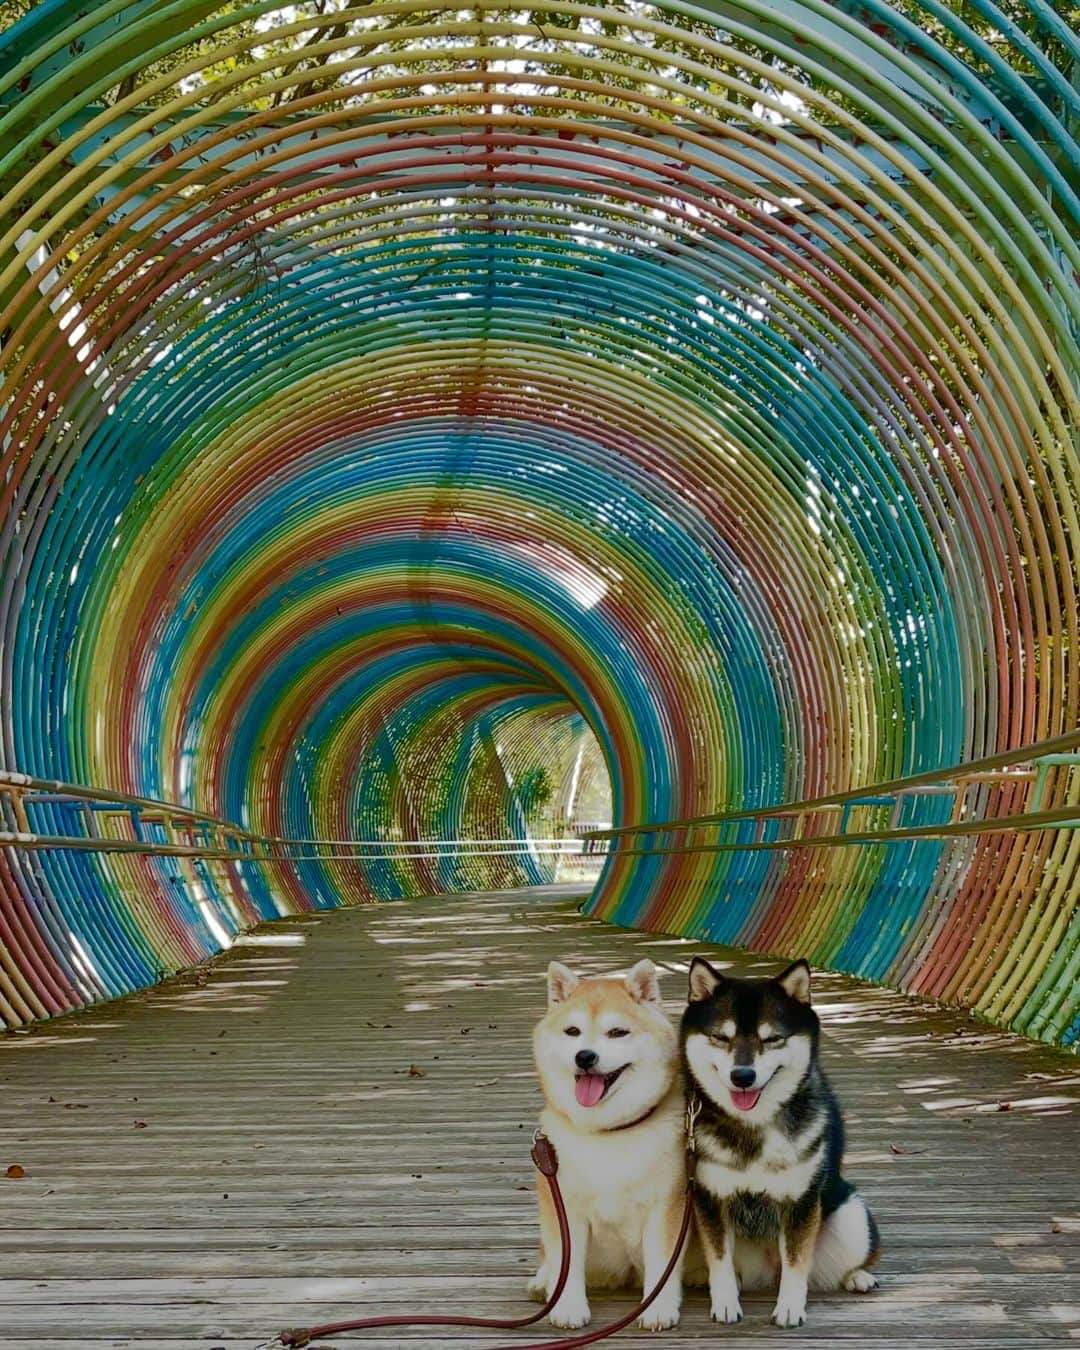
(697, 1117), (824, 1202)
(540, 1099), (685, 1222)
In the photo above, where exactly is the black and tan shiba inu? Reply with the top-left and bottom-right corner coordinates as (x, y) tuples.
(530, 959), (690, 1331)
(680, 955), (879, 1328)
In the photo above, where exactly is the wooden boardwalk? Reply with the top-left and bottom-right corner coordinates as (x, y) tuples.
(4, 886), (1080, 1349)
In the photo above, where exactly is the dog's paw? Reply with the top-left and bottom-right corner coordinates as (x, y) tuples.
(771, 1295), (807, 1328)
(637, 1302), (681, 1332)
(710, 1295), (743, 1324)
(526, 1271), (550, 1303)
(549, 1297), (591, 1329)
(844, 1268), (879, 1293)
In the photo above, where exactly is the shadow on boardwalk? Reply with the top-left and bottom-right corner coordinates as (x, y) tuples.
(2, 886), (1079, 1348)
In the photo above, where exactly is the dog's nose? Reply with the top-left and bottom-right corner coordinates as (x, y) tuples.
(730, 1066), (756, 1089)
(575, 1048), (599, 1071)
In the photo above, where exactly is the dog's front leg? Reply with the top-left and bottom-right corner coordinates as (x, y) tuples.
(527, 1174), (559, 1302)
(636, 1187), (687, 1331)
(546, 1200), (591, 1329)
(774, 1194), (822, 1328)
(528, 1173), (590, 1326)
(530, 1178), (591, 1328)
(695, 1189), (741, 1323)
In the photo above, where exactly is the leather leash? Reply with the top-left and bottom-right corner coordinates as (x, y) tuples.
(264, 1099), (700, 1350)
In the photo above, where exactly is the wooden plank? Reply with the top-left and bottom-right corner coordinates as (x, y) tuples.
(2, 887), (1079, 1348)
(13, 1338), (1069, 1349)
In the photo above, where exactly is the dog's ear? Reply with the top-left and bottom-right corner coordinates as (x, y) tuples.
(547, 961), (580, 1006)
(688, 956), (723, 1002)
(776, 959), (811, 1005)
(624, 958), (661, 1005)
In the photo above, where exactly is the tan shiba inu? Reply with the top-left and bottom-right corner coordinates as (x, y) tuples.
(530, 958), (690, 1330)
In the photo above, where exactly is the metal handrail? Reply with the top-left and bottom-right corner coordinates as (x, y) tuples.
(5, 739), (1077, 863)
(583, 730), (1080, 842)
(583, 803), (1080, 858)
(0, 772), (603, 860)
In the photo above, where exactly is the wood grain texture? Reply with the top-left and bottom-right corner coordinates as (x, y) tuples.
(2, 886), (1078, 1347)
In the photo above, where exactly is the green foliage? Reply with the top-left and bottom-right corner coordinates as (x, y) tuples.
(23, 3), (796, 122)
(0, 1), (31, 27)
(2, 1), (1074, 125)
(886, 0), (1076, 85)
(517, 764), (554, 820)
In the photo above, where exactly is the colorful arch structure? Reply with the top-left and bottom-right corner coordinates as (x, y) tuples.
(1, 2), (1078, 1043)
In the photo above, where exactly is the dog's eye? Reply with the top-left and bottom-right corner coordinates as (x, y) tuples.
(563, 1026), (582, 1037)
(709, 1033), (731, 1046)
(606, 1027), (630, 1038)
(763, 1035), (787, 1047)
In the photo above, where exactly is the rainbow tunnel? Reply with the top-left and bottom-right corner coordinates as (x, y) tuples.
(1, 1), (1078, 1043)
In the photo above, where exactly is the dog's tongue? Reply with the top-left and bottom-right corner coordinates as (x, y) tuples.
(730, 1087), (762, 1112)
(575, 1074), (607, 1107)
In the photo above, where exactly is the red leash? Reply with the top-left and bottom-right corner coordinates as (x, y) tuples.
(267, 1121), (697, 1349)
(498, 1181), (694, 1350)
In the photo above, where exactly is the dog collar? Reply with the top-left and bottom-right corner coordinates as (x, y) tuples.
(606, 1101), (663, 1132)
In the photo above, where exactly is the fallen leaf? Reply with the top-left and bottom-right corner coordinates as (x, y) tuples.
(5, 1164), (24, 1179)
(996, 1101), (1012, 1112)
(889, 1143), (927, 1156)
(407, 1064), (426, 1078)
(474, 1079), (498, 1088)
(133, 1121), (148, 1129)
(62, 1103), (88, 1110)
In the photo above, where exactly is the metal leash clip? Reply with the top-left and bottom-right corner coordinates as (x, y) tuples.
(684, 1092), (702, 1155)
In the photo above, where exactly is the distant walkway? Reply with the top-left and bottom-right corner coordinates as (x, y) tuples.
(3, 886), (1079, 1348)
